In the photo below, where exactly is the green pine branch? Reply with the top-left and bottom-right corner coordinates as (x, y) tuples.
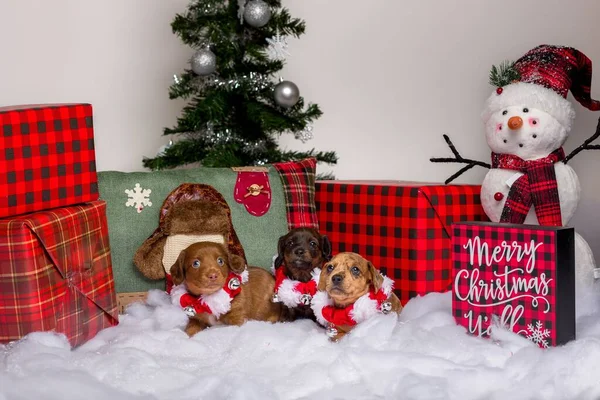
(489, 61), (520, 87)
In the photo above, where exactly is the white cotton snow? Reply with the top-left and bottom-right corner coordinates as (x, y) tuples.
(2, 289), (600, 400)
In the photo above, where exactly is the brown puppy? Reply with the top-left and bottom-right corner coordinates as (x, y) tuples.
(272, 227), (332, 321)
(170, 242), (283, 337)
(310, 252), (402, 342)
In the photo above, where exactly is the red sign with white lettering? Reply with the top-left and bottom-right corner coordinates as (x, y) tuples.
(452, 222), (575, 348)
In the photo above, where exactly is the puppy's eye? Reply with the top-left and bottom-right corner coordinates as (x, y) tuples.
(326, 264), (334, 273)
(286, 240), (294, 247)
(309, 241), (318, 248)
(350, 266), (360, 276)
(192, 260), (201, 269)
(217, 257), (224, 266)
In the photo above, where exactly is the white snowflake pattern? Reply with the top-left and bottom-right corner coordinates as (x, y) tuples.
(525, 320), (551, 348)
(125, 183), (152, 213)
(266, 30), (290, 61)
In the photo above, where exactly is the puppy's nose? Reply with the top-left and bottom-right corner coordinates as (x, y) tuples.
(207, 273), (218, 281)
(294, 248), (305, 256)
(331, 274), (343, 284)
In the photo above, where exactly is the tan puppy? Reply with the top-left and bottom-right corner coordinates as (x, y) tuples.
(311, 252), (402, 341)
(170, 242), (284, 337)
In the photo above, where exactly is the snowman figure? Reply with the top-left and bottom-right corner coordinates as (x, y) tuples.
(479, 45), (600, 290)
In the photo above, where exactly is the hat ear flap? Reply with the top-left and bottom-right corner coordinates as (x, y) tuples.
(134, 233), (168, 280)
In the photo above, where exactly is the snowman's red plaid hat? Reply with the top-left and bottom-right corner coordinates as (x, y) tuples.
(482, 45), (600, 130)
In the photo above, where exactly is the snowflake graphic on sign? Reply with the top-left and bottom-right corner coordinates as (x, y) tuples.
(525, 320), (551, 348)
(125, 183), (152, 213)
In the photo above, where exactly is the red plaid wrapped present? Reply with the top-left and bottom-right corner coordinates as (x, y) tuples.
(0, 103), (99, 218)
(315, 181), (489, 305)
(0, 200), (118, 346)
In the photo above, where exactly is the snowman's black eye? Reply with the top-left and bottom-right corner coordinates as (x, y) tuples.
(519, 144), (524, 147)
(533, 134), (537, 138)
(502, 110), (508, 115)
(523, 108), (529, 113)
(503, 139), (507, 143)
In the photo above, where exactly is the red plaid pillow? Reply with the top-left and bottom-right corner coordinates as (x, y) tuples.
(272, 158), (319, 230)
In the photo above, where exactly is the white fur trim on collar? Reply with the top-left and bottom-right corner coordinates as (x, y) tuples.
(481, 82), (575, 131)
(310, 290), (333, 327)
(349, 293), (379, 324)
(200, 289), (233, 319)
(240, 268), (249, 284)
(170, 284), (188, 308)
(381, 275), (394, 297)
(277, 278), (303, 307)
(311, 268), (321, 283)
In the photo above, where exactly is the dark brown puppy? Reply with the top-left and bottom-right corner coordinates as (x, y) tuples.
(272, 227), (332, 321)
(312, 252), (402, 341)
(170, 241), (284, 337)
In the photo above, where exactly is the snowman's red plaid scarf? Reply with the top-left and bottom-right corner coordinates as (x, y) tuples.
(272, 158), (319, 230)
(492, 147), (565, 226)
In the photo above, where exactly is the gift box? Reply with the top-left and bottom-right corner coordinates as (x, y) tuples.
(315, 181), (489, 305)
(0, 200), (118, 346)
(0, 103), (99, 218)
(452, 222), (575, 348)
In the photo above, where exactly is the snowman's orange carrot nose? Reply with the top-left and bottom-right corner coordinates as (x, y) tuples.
(507, 116), (523, 130)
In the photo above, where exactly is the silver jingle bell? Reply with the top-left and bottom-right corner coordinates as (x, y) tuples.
(380, 301), (392, 314)
(299, 293), (312, 306)
(183, 306), (197, 317)
(326, 324), (338, 339)
(228, 277), (241, 291)
(272, 293), (281, 303)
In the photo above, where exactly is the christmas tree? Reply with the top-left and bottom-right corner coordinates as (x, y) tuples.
(143, 0), (338, 174)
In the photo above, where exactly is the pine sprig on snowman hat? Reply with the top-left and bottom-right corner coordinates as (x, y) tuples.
(489, 61), (521, 88)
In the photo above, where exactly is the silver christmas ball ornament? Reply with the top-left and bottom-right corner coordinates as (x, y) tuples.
(274, 80), (300, 108)
(191, 48), (217, 76)
(272, 293), (281, 303)
(326, 324), (338, 339)
(183, 306), (196, 317)
(243, 0), (272, 28)
(380, 301), (392, 314)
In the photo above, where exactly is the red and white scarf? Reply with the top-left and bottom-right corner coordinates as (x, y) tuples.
(271, 263), (321, 307)
(310, 275), (394, 330)
(170, 269), (249, 319)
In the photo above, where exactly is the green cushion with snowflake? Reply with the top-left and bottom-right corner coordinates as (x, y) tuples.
(97, 160), (318, 294)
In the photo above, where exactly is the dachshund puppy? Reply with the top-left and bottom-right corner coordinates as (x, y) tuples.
(310, 252), (402, 342)
(272, 227), (332, 321)
(170, 241), (284, 337)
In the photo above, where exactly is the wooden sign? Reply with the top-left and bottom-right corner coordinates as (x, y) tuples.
(452, 222), (575, 348)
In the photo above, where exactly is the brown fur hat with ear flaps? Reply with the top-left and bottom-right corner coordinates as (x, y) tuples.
(134, 183), (247, 280)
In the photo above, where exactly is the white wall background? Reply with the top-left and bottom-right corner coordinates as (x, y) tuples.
(1, 0), (599, 256)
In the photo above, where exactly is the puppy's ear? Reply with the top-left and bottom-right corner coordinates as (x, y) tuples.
(169, 250), (187, 286)
(320, 235), (332, 261)
(318, 263), (330, 291)
(273, 235), (286, 268)
(367, 261), (384, 292)
(229, 254), (247, 274)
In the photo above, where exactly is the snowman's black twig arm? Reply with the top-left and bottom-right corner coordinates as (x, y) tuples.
(430, 134), (491, 184)
(564, 116), (600, 164)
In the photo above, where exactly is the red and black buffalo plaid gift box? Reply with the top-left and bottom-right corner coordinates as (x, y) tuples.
(315, 181), (489, 305)
(452, 222), (575, 348)
(0, 103), (99, 218)
(0, 200), (118, 347)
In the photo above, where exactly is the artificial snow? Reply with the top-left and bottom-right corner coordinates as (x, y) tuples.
(2, 286), (600, 400)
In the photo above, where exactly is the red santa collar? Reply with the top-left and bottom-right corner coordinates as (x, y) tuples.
(271, 263), (321, 307)
(170, 269), (249, 319)
(310, 275), (394, 337)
